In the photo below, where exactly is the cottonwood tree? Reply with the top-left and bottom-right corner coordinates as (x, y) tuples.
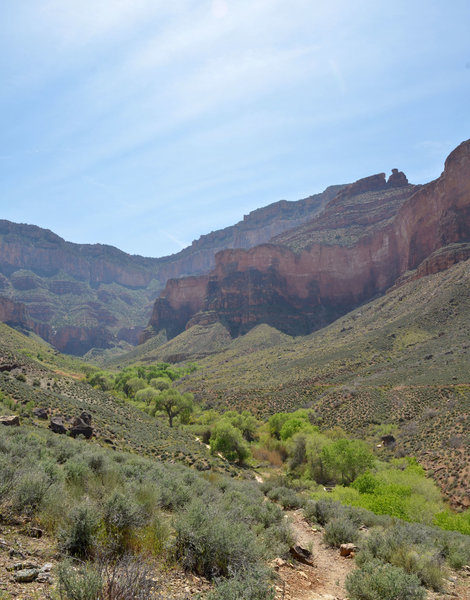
(155, 389), (193, 427)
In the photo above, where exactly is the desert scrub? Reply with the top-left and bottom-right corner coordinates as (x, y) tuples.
(323, 516), (360, 547)
(57, 560), (102, 600)
(59, 504), (99, 558)
(207, 566), (275, 600)
(357, 524), (446, 591)
(0, 425), (289, 596)
(308, 498), (344, 526)
(266, 486), (302, 509)
(57, 555), (155, 600)
(174, 498), (261, 578)
(346, 559), (426, 600)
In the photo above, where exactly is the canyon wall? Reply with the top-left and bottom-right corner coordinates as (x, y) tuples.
(0, 185), (341, 353)
(146, 140), (470, 340)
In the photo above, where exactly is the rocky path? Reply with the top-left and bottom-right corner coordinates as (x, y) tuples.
(273, 509), (354, 600)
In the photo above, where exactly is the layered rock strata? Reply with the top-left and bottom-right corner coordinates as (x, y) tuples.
(146, 140), (470, 340)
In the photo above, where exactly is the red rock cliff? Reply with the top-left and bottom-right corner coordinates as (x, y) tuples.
(146, 140), (470, 339)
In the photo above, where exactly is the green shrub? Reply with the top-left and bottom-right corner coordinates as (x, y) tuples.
(357, 524), (446, 590)
(439, 530), (470, 569)
(323, 516), (359, 548)
(102, 492), (145, 555)
(64, 460), (88, 488)
(57, 560), (102, 600)
(12, 469), (50, 515)
(266, 486), (302, 509)
(207, 567), (275, 600)
(59, 505), (98, 558)
(174, 499), (260, 579)
(434, 509), (470, 536)
(57, 556), (154, 600)
(210, 421), (250, 463)
(311, 499), (344, 526)
(345, 560), (426, 600)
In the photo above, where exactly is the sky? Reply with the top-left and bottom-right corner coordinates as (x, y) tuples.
(1, 1), (469, 258)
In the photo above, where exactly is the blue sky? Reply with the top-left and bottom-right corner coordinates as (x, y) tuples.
(1, 0), (469, 257)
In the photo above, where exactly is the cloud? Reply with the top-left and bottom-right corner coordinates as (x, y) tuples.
(158, 230), (189, 250)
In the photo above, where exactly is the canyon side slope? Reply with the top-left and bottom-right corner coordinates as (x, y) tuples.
(145, 140), (470, 343)
(0, 185), (337, 354)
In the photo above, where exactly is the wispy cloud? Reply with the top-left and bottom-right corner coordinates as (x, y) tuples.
(1, 0), (469, 256)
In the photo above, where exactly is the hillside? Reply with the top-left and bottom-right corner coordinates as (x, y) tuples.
(104, 322), (292, 368)
(144, 140), (470, 342)
(180, 258), (470, 507)
(0, 322), (230, 473)
(0, 185), (341, 355)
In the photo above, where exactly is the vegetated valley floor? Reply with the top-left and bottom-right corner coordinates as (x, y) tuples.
(180, 259), (470, 507)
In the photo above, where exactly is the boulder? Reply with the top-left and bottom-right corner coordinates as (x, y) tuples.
(289, 544), (314, 566)
(0, 415), (20, 426)
(14, 568), (39, 583)
(33, 407), (49, 420)
(381, 434), (396, 447)
(79, 411), (92, 425)
(70, 417), (93, 439)
(10, 562), (40, 572)
(340, 543), (358, 557)
(49, 416), (67, 434)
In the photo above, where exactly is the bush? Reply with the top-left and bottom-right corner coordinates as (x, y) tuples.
(357, 525), (446, 590)
(174, 499), (260, 579)
(207, 567), (275, 600)
(102, 492), (145, 555)
(440, 530), (470, 569)
(57, 560), (102, 600)
(210, 421), (250, 463)
(345, 560), (426, 600)
(59, 505), (98, 559)
(323, 516), (359, 548)
(97, 555), (155, 599)
(266, 486), (302, 510)
(12, 469), (50, 515)
(311, 499), (344, 526)
(57, 556), (155, 600)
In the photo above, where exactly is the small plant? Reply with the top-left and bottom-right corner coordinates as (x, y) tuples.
(207, 566), (275, 599)
(57, 556), (155, 600)
(59, 505), (99, 559)
(346, 559), (426, 600)
(57, 560), (102, 600)
(323, 516), (359, 548)
(266, 486), (302, 509)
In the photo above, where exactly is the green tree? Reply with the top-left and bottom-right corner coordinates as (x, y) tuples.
(155, 389), (194, 427)
(123, 377), (147, 398)
(149, 377), (171, 391)
(225, 410), (260, 442)
(268, 413), (290, 440)
(134, 387), (160, 405)
(321, 439), (374, 485)
(210, 421), (250, 463)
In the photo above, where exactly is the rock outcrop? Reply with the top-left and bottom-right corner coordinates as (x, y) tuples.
(0, 297), (32, 329)
(145, 140), (470, 341)
(0, 185), (343, 354)
(155, 185), (344, 280)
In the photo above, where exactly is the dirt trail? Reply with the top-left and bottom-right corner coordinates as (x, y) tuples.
(273, 509), (354, 600)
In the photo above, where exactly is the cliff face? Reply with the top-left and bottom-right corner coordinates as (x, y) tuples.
(155, 184), (344, 280)
(0, 297), (32, 329)
(0, 185), (341, 354)
(146, 140), (470, 340)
